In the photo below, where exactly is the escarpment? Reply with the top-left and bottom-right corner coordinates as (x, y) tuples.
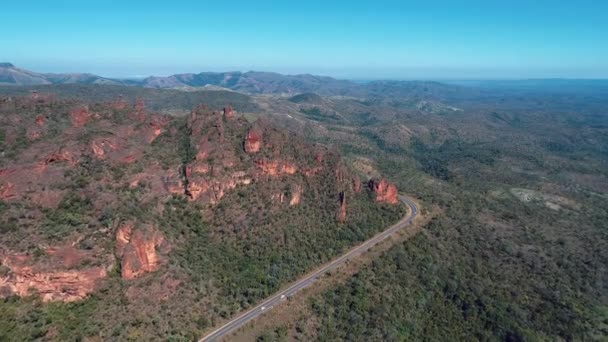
(0, 95), (401, 304)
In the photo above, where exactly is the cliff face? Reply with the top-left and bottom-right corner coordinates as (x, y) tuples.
(368, 178), (399, 204)
(244, 126), (262, 153)
(289, 184), (303, 206)
(255, 159), (298, 176)
(223, 105), (234, 119)
(115, 222), (166, 280)
(0, 245), (110, 302)
(0, 265), (107, 302)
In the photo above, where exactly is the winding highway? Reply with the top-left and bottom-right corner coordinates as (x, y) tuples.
(200, 195), (418, 342)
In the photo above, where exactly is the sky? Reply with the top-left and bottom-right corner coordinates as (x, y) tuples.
(2, 0), (607, 79)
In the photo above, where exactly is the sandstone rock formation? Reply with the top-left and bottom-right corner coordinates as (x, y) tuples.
(255, 159), (297, 176)
(223, 105), (234, 119)
(115, 222), (165, 280)
(0, 247), (108, 302)
(69, 107), (90, 127)
(143, 118), (165, 144)
(368, 178), (398, 204)
(244, 126), (262, 153)
(0, 97), (380, 307)
(290, 184), (303, 206)
(0, 182), (16, 200)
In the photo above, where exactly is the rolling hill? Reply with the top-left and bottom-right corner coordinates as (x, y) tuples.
(0, 63), (121, 86)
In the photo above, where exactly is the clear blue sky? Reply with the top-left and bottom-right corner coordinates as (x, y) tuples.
(2, 0), (607, 79)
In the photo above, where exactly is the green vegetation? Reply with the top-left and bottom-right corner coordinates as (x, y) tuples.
(410, 137), (499, 181)
(0, 296), (100, 341)
(286, 185), (608, 340)
(300, 107), (343, 123)
(0, 84), (259, 113)
(255, 85), (608, 340)
(42, 192), (94, 239)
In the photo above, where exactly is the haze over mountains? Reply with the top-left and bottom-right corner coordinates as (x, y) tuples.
(0, 63), (121, 86)
(4, 63), (608, 100)
(0, 63), (359, 94)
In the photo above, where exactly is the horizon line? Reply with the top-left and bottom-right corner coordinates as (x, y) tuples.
(3, 62), (608, 83)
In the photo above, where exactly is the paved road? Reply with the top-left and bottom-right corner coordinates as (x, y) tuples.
(200, 195), (418, 342)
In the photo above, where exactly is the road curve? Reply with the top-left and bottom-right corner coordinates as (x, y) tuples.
(200, 195), (418, 342)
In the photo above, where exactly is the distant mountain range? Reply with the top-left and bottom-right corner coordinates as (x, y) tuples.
(0, 63), (121, 86)
(0, 63), (459, 97)
(0, 63), (357, 94)
(4, 62), (605, 99)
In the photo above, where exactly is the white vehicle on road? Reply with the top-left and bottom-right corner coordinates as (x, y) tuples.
(260, 306), (266, 311)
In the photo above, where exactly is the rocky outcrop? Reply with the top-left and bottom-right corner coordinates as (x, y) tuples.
(185, 169), (252, 204)
(301, 167), (320, 177)
(0, 169), (16, 177)
(255, 159), (297, 176)
(35, 115), (45, 126)
(336, 191), (347, 222)
(70, 107), (90, 127)
(45, 149), (78, 166)
(90, 137), (118, 159)
(162, 170), (185, 195)
(0, 249), (108, 302)
(223, 105), (234, 119)
(290, 184), (302, 206)
(244, 126), (262, 153)
(368, 178), (398, 204)
(115, 222), (165, 280)
(143, 119), (164, 144)
(1, 98), (375, 302)
(271, 192), (286, 204)
(121, 154), (138, 164)
(0, 266), (107, 302)
(0, 182), (16, 200)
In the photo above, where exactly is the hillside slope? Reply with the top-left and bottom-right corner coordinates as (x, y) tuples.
(246, 88), (608, 341)
(0, 63), (121, 86)
(0, 93), (404, 340)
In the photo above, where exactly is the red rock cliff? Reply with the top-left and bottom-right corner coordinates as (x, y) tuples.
(368, 178), (398, 204)
(244, 126), (263, 153)
(223, 105), (234, 119)
(115, 222), (165, 280)
(0, 248), (108, 302)
(255, 159), (297, 176)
